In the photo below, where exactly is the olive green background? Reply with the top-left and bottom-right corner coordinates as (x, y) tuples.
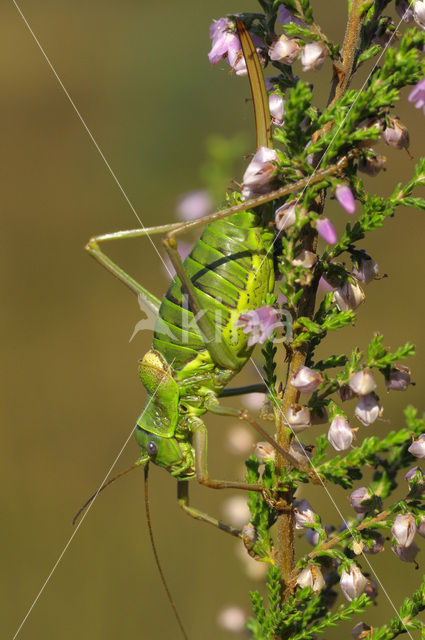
(2, 2), (425, 639)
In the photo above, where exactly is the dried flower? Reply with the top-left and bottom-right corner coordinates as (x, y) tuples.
(294, 499), (316, 529)
(296, 565), (325, 592)
(275, 200), (297, 231)
(414, 0), (425, 28)
(316, 217), (337, 244)
(358, 151), (386, 176)
(286, 404), (312, 433)
(328, 415), (354, 451)
(269, 35), (300, 64)
(392, 541), (420, 563)
(352, 254), (379, 284)
(391, 513), (417, 547)
(349, 370), (377, 396)
(338, 384), (356, 402)
(408, 433), (425, 458)
(351, 621), (372, 639)
(176, 190), (213, 221)
(396, 0), (414, 21)
(386, 364), (411, 392)
(290, 366), (323, 393)
(241, 146), (279, 199)
(355, 392), (382, 426)
(408, 77), (425, 114)
(235, 305), (282, 346)
(383, 118), (410, 151)
(301, 42), (327, 72)
(335, 184), (356, 214)
(269, 93), (285, 127)
(364, 533), (385, 554)
(349, 487), (373, 513)
(340, 565), (368, 601)
(334, 279), (365, 312)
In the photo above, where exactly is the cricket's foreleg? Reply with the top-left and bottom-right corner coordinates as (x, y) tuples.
(177, 481), (242, 539)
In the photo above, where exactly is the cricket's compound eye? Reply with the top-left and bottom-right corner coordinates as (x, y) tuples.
(146, 441), (158, 458)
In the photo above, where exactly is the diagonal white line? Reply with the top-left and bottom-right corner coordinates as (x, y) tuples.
(12, 0), (173, 279)
(249, 357), (414, 639)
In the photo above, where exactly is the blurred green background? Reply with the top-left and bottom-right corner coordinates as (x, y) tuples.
(3, 1), (425, 638)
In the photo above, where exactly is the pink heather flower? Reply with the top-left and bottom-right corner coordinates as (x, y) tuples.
(383, 118), (410, 150)
(294, 499), (316, 529)
(319, 276), (336, 293)
(296, 565), (325, 592)
(405, 466), (425, 485)
(305, 524), (332, 546)
(340, 565), (368, 601)
(208, 18), (241, 65)
(392, 541), (420, 563)
(414, 1), (425, 28)
(286, 404), (311, 433)
(316, 218), (337, 244)
(355, 392), (382, 426)
(335, 184), (356, 214)
(408, 433), (425, 458)
(408, 78), (425, 114)
(235, 305), (282, 346)
(176, 190), (213, 221)
(391, 513), (417, 547)
(349, 370), (376, 396)
(290, 366), (323, 393)
(386, 365), (411, 391)
(328, 416), (354, 451)
(275, 200), (297, 231)
(277, 6), (305, 30)
(241, 146), (279, 200)
(269, 93), (285, 127)
(301, 42), (327, 72)
(352, 254), (379, 284)
(333, 279), (365, 312)
(396, 0), (414, 21)
(349, 487), (373, 513)
(269, 35), (300, 64)
(418, 516), (425, 537)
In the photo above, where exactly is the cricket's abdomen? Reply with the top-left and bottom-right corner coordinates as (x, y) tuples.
(152, 210), (274, 376)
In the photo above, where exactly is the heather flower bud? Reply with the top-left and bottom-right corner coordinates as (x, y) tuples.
(301, 42), (327, 72)
(335, 184), (356, 214)
(349, 487), (373, 513)
(286, 404), (312, 433)
(292, 250), (317, 269)
(408, 433), (425, 458)
(334, 278), (365, 312)
(327, 415), (354, 451)
(340, 565), (368, 601)
(352, 254), (379, 285)
(275, 200), (297, 231)
(241, 147), (279, 200)
(296, 565), (325, 592)
(351, 622), (372, 639)
(269, 35), (301, 64)
(354, 392), (382, 426)
(414, 0), (425, 28)
(396, 0), (414, 21)
(316, 217), (337, 244)
(386, 365), (411, 392)
(294, 499), (316, 529)
(383, 118), (410, 151)
(269, 93), (285, 127)
(392, 541), (420, 563)
(290, 366), (323, 393)
(349, 370), (377, 396)
(391, 513), (417, 547)
(358, 151), (386, 176)
(254, 441), (276, 462)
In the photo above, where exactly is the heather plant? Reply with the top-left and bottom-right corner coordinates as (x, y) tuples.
(205, 1), (425, 637)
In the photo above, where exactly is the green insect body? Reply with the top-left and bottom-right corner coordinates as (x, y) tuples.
(135, 206), (275, 478)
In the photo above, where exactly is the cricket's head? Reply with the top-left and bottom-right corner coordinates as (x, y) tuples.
(135, 350), (195, 478)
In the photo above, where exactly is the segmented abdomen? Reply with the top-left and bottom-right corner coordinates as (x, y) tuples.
(153, 209), (274, 373)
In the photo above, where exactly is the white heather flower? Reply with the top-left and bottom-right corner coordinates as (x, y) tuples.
(327, 416), (354, 451)
(275, 200), (297, 231)
(392, 541), (420, 563)
(391, 513), (417, 547)
(292, 250), (317, 269)
(290, 366), (323, 393)
(296, 565), (325, 592)
(383, 118), (410, 151)
(334, 278), (365, 312)
(241, 146), (279, 199)
(417, 516), (425, 537)
(176, 190), (213, 220)
(351, 622), (372, 639)
(301, 42), (327, 72)
(269, 93), (285, 127)
(386, 365), (411, 392)
(286, 404), (312, 433)
(217, 606), (246, 632)
(408, 434), (425, 458)
(354, 392), (382, 426)
(414, 0), (425, 28)
(349, 487), (373, 513)
(352, 254), (379, 285)
(294, 499), (316, 529)
(349, 370), (377, 396)
(254, 441), (276, 462)
(340, 565), (368, 601)
(269, 35), (301, 64)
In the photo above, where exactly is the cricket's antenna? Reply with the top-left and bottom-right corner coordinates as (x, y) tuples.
(144, 464), (189, 640)
(72, 463), (141, 526)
